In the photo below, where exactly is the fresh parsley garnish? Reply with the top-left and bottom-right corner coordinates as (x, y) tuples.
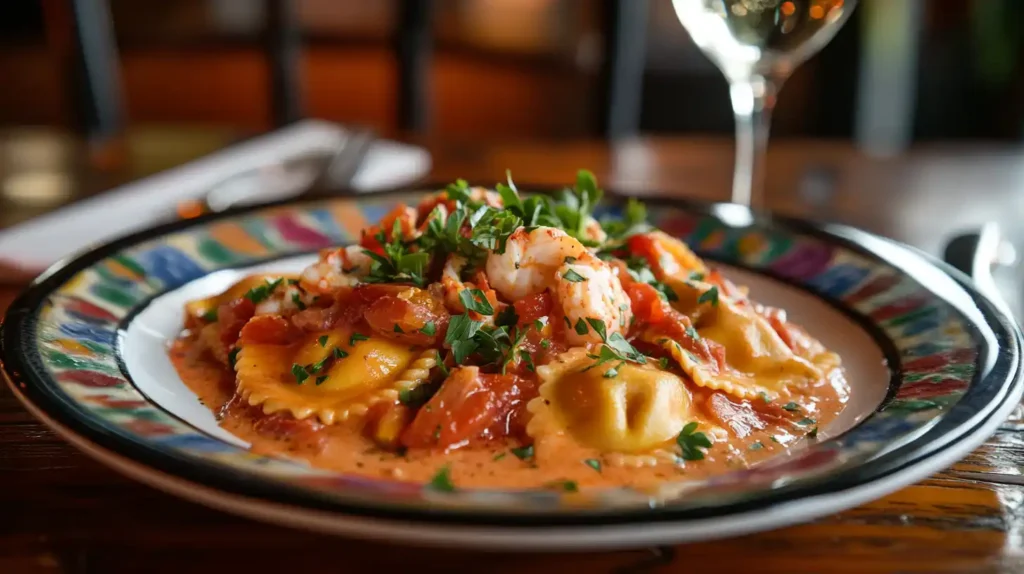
(332, 347), (347, 359)
(677, 421), (712, 461)
(398, 382), (439, 408)
(749, 441), (764, 451)
(658, 356), (670, 370)
(562, 268), (586, 283)
(317, 335), (329, 347)
(291, 292), (306, 310)
(797, 417), (817, 426)
(350, 332), (369, 346)
(315, 375), (328, 386)
(584, 458), (602, 472)
(428, 465), (456, 492)
(545, 480), (579, 493)
(244, 278), (283, 304)
(684, 326), (700, 340)
(623, 256), (678, 302)
(493, 452), (507, 461)
(291, 363), (309, 385)
(227, 347), (240, 369)
(459, 288), (494, 316)
(807, 427), (819, 439)
(511, 445), (534, 460)
(758, 391), (772, 404)
(574, 318), (589, 336)
(419, 321), (437, 336)
(364, 220), (429, 286)
(201, 308), (218, 322)
(782, 402), (801, 412)
(393, 324), (405, 334)
(697, 286), (720, 306)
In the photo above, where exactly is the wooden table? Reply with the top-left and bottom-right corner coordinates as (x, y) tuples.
(1, 127), (1023, 573)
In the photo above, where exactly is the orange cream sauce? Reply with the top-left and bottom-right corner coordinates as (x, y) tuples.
(170, 337), (848, 491)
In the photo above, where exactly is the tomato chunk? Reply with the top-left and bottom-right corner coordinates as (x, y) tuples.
(359, 284), (450, 345)
(238, 315), (299, 346)
(401, 367), (530, 449)
(513, 292), (553, 326)
(626, 282), (667, 326)
(216, 298), (255, 348)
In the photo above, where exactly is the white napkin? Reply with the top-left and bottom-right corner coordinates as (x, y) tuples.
(0, 120), (431, 270)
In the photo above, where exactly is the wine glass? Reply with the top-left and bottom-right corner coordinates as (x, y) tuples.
(672, 0), (857, 207)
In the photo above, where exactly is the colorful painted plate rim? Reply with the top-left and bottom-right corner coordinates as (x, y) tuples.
(1, 188), (1021, 536)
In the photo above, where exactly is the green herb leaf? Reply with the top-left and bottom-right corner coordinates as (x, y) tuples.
(562, 268), (587, 283)
(797, 417), (817, 426)
(697, 286), (720, 306)
(399, 382), (439, 408)
(749, 441), (764, 451)
(459, 289), (495, 315)
(228, 347), (240, 369)
(419, 321), (437, 336)
(495, 305), (519, 327)
(807, 427), (819, 439)
(317, 335), (329, 347)
(428, 465), (456, 492)
(493, 452), (507, 461)
(332, 347), (347, 359)
(758, 391), (772, 404)
(393, 324), (405, 334)
(244, 278), (284, 304)
(782, 402), (801, 412)
(684, 326), (701, 340)
(291, 363), (309, 385)
(315, 375), (329, 386)
(545, 480), (579, 493)
(511, 445), (534, 460)
(585, 317), (607, 341)
(574, 318), (589, 336)
(201, 308), (218, 322)
(584, 458), (602, 472)
(350, 332), (369, 346)
(677, 421), (713, 461)
(659, 356), (670, 370)
(291, 292), (306, 311)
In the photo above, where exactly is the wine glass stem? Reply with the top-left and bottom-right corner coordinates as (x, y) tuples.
(730, 75), (778, 207)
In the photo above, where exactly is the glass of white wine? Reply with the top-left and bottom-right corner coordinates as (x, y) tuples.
(672, 0), (857, 207)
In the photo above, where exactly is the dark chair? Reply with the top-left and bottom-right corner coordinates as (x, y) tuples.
(61, 0), (648, 141)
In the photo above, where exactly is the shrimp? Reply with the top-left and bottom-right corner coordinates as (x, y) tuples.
(441, 255), (500, 324)
(299, 245), (372, 295)
(253, 280), (317, 316)
(487, 226), (631, 345)
(485, 227), (587, 300)
(555, 252), (632, 345)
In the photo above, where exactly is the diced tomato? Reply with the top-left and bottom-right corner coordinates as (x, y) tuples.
(626, 283), (667, 326)
(648, 308), (726, 373)
(702, 392), (766, 438)
(359, 284), (450, 345)
(360, 204), (418, 249)
(513, 292), (553, 326)
(216, 298), (255, 348)
(627, 233), (661, 274)
(238, 315), (300, 346)
(401, 367), (532, 449)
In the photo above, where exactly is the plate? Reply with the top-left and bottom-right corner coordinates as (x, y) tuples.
(2, 191), (1021, 550)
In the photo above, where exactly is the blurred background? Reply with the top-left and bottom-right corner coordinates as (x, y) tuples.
(0, 0), (1021, 145)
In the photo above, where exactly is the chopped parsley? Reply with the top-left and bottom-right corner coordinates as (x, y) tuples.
(758, 391), (772, 404)
(332, 347), (347, 359)
(697, 286), (720, 306)
(541, 339), (551, 349)
(428, 466), (456, 492)
(584, 459), (602, 472)
(624, 256), (678, 302)
(545, 480), (579, 493)
(770, 435), (781, 444)
(244, 278), (283, 304)
(749, 441), (764, 451)
(398, 382), (439, 408)
(435, 351), (450, 378)
(350, 332), (369, 346)
(511, 445), (534, 460)
(291, 363), (310, 385)
(574, 318), (589, 336)
(393, 324), (405, 334)
(363, 220), (429, 286)
(419, 321), (437, 336)
(581, 318), (647, 374)
(684, 326), (700, 340)
(493, 452), (507, 461)
(677, 421), (713, 461)
(797, 417), (817, 426)
(291, 292), (306, 310)
(459, 289), (494, 315)
(317, 335), (329, 347)
(201, 308), (218, 322)
(227, 347), (240, 369)
(315, 375), (329, 386)
(562, 268), (587, 283)
(782, 402), (801, 412)
(807, 427), (819, 439)
(658, 356), (670, 370)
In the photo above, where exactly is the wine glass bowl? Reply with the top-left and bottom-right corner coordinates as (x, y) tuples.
(672, 0), (857, 206)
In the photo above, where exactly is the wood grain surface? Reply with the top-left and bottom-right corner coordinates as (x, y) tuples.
(1, 128), (1023, 573)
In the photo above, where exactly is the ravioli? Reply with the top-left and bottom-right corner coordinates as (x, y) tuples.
(649, 297), (823, 400)
(528, 349), (692, 454)
(184, 274), (295, 324)
(234, 327), (435, 425)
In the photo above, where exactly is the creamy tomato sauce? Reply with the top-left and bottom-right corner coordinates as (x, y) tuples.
(170, 336), (847, 490)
